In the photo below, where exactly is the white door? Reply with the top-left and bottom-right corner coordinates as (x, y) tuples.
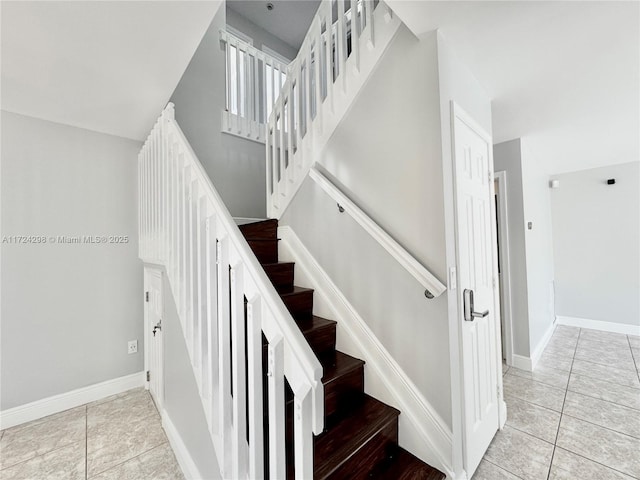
(145, 268), (164, 412)
(452, 103), (502, 477)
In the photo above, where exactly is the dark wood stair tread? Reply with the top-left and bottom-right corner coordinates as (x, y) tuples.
(367, 447), (446, 480)
(314, 395), (400, 479)
(262, 262), (295, 293)
(238, 219), (278, 239)
(320, 350), (364, 384)
(280, 286), (314, 319)
(297, 315), (337, 356)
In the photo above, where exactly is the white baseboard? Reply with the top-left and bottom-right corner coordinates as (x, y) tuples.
(0, 371), (145, 430)
(556, 316), (640, 336)
(531, 320), (556, 370)
(278, 226), (454, 478)
(509, 320), (556, 372)
(511, 354), (533, 372)
(162, 412), (204, 480)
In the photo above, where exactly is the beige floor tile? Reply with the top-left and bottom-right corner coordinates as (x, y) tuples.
(568, 373), (640, 411)
(574, 346), (636, 372)
(484, 425), (554, 480)
(549, 447), (635, 480)
(0, 407), (86, 470)
(504, 395), (561, 443)
(563, 391), (640, 439)
(508, 364), (570, 390)
(537, 352), (573, 372)
(570, 358), (640, 389)
(553, 326), (580, 339)
(503, 374), (566, 412)
(628, 335), (640, 349)
(0, 441), (85, 480)
(556, 415), (640, 478)
(87, 413), (167, 477)
(471, 459), (521, 479)
(1, 406), (86, 436)
(89, 443), (184, 480)
(579, 329), (630, 346)
(88, 388), (158, 433)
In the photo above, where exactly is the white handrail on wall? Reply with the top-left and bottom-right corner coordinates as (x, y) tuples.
(220, 30), (289, 144)
(139, 103), (323, 479)
(266, 0), (401, 218)
(309, 165), (447, 299)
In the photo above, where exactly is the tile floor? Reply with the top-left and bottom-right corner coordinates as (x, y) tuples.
(474, 325), (640, 480)
(0, 388), (184, 480)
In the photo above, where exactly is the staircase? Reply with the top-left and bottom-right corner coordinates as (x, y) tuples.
(240, 219), (445, 479)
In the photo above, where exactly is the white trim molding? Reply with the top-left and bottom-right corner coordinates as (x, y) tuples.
(162, 412), (204, 480)
(531, 320), (556, 370)
(278, 225), (454, 478)
(510, 320), (556, 372)
(0, 372), (145, 430)
(309, 166), (447, 299)
(557, 316), (640, 336)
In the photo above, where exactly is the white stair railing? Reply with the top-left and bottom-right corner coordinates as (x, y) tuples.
(139, 103), (323, 479)
(266, 0), (401, 218)
(220, 30), (289, 144)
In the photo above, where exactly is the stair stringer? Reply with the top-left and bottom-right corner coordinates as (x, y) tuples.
(268, 4), (402, 218)
(277, 225), (457, 479)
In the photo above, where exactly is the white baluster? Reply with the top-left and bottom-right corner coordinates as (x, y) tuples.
(313, 18), (324, 132)
(235, 41), (241, 134)
(324, 2), (334, 115)
(279, 105), (286, 197)
(205, 215), (218, 427)
(246, 296), (264, 480)
(197, 197), (208, 398)
(351, 0), (361, 72)
(267, 334), (286, 479)
(191, 181), (202, 385)
(216, 236), (233, 478)
(337, 0), (348, 91)
(294, 388), (314, 480)
(230, 263), (248, 479)
(365, 0), (375, 50)
(184, 170), (194, 349)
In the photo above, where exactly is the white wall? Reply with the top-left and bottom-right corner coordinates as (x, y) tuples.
(226, 7), (297, 61)
(520, 140), (556, 352)
(281, 26), (453, 425)
(170, 8), (267, 219)
(1, 111), (142, 410)
(434, 31), (494, 476)
(550, 162), (640, 327)
(493, 139), (530, 357)
(162, 275), (222, 480)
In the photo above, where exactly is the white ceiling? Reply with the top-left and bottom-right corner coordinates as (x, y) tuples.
(388, 0), (639, 174)
(1, 1), (222, 141)
(227, 0), (321, 49)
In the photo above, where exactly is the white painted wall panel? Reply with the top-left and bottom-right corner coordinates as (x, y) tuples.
(1, 111), (142, 410)
(550, 162), (640, 326)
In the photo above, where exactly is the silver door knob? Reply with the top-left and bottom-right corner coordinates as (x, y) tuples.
(152, 320), (162, 337)
(463, 289), (489, 322)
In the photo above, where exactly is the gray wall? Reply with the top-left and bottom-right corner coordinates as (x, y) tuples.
(170, 8), (267, 219)
(162, 275), (221, 480)
(550, 162), (640, 326)
(282, 27), (453, 425)
(226, 7), (297, 61)
(520, 139), (555, 351)
(1, 111), (143, 410)
(494, 139), (530, 357)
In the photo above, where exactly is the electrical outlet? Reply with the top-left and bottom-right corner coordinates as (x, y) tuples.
(128, 340), (138, 354)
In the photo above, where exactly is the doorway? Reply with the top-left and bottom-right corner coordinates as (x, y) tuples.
(451, 102), (504, 477)
(494, 171), (514, 366)
(144, 267), (164, 413)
